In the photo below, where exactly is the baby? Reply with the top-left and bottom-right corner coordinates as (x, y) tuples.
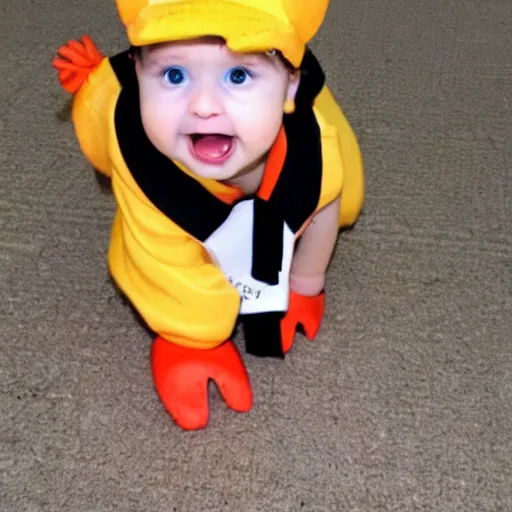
(52, 0), (364, 430)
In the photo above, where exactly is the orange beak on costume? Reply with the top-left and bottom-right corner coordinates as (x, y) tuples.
(115, 0), (330, 68)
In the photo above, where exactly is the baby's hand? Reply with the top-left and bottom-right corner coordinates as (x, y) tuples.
(289, 273), (325, 297)
(281, 289), (325, 354)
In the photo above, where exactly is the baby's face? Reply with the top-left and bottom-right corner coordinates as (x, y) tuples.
(135, 38), (300, 182)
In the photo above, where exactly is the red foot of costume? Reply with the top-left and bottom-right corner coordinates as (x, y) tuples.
(151, 337), (253, 430)
(281, 291), (325, 354)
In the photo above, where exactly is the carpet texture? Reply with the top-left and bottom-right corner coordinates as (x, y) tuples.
(1, 0), (511, 510)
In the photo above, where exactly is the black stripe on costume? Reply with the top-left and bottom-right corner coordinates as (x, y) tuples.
(109, 51), (133, 88)
(111, 53), (232, 242)
(267, 49), (325, 233)
(295, 49), (326, 107)
(243, 312), (285, 358)
(251, 198), (283, 285)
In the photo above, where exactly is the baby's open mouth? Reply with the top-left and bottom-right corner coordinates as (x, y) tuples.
(189, 134), (235, 165)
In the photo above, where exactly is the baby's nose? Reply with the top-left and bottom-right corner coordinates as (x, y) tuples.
(189, 84), (225, 119)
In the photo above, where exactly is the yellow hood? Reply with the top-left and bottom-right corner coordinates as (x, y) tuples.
(116, 0), (330, 68)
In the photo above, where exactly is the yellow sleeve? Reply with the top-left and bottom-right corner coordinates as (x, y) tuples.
(107, 158), (242, 350)
(71, 58), (121, 178)
(314, 85), (365, 227)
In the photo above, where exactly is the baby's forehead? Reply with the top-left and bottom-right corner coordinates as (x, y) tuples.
(145, 37), (275, 64)
(150, 35), (224, 50)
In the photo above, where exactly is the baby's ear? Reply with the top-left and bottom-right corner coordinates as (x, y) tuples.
(286, 70), (301, 102)
(132, 48), (144, 75)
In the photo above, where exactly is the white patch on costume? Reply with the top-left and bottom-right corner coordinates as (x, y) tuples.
(203, 199), (294, 314)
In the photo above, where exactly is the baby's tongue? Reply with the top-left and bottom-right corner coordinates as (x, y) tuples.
(193, 134), (233, 160)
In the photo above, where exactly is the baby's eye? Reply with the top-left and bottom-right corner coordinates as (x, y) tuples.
(163, 66), (186, 85)
(226, 67), (251, 85)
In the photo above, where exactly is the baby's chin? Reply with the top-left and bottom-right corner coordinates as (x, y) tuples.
(172, 154), (245, 182)
(189, 165), (242, 182)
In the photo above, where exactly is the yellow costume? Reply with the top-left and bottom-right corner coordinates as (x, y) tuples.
(52, 0), (364, 429)
(71, 51), (363, 349)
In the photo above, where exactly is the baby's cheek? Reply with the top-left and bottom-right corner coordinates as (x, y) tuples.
(140, 105), (178, 156)
(241, 108), (283, 149)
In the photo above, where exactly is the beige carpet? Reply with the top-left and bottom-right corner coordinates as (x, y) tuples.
(2, 0), (511, 510)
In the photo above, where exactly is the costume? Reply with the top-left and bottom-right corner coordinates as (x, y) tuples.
(52, 0), (364, 430)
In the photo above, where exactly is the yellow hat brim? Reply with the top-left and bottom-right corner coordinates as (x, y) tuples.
(126, 1), (305, 68)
